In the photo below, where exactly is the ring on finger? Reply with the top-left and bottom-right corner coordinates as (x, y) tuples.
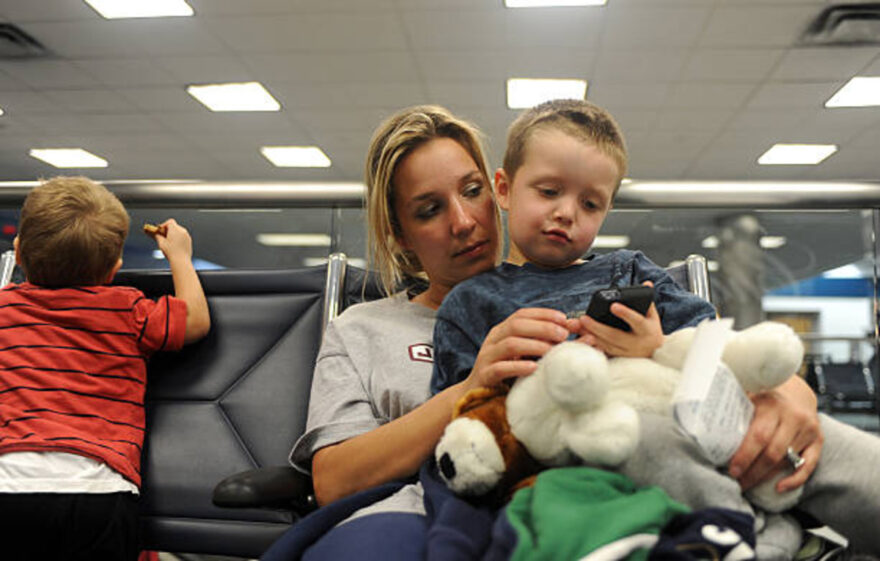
(786, 446), (805, 470)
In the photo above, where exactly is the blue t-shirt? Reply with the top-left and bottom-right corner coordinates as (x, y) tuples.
(431, 249), (717, 394)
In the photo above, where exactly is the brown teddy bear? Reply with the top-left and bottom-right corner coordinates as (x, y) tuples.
(435, 384), (543, 504)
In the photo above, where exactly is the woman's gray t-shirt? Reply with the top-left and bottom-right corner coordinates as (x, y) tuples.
(290, 291), (437, 517)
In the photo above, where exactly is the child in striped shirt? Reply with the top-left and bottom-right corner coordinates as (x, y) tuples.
(0, 176), (210, 560)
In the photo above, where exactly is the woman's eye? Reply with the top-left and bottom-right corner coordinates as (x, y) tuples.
(463, 182), (483, 198)
(415, 202), (440, 219)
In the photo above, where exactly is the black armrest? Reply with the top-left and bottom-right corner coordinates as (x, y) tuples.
(212, 466), (317, 515)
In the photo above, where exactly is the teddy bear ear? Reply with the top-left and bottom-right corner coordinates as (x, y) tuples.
(453, 385), (510, 418)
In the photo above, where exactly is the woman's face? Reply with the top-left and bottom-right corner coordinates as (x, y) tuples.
(392, 137), (499, 306)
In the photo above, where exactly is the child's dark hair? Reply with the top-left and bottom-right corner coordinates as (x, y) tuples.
(503, 99), (628, 191)
(18, 176), (130, 287)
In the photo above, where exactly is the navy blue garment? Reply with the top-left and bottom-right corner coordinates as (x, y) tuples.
(260, 481), (407, 561)
(432, 250), (717, 394)
(420, 457), (506, 561)
(649, 508), (757, 560)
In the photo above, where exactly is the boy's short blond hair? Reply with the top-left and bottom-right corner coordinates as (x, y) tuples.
(503, 99), (628, 191)
(365, 105), (499, 296)
(18, 176), (130, 287)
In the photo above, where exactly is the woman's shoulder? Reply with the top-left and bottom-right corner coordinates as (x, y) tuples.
(333, 291), (435, 329)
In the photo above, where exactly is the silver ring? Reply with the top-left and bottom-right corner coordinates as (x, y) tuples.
(786, 446), (805, 470)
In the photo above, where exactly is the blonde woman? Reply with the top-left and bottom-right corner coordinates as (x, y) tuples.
(263, 106), (575, 560)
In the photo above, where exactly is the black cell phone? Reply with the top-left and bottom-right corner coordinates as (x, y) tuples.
(584, 285), (654, 331)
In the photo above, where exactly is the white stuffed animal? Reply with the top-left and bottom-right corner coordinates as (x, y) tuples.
(436, 320), (806, 512)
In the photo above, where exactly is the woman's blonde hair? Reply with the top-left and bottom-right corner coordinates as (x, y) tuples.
(18, 176), (130, 287)
(365, 105), (498, 296)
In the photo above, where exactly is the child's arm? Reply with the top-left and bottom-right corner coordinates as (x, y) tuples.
(575, 280), (664, 357)
(147, 219), (210, 344)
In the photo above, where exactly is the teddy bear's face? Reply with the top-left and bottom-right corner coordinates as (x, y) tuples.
(435, 386), (541, 498)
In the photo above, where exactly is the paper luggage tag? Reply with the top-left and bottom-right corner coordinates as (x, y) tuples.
(673, 318), (754, 465)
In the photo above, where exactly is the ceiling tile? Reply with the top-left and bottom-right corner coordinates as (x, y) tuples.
(118, 88), (201, 112)
(682, 49), (784, 81)
(0, 59), (100, 89)
(21, 20), (227, 58)
(588, 82), (672, 109)
(72, 59), (178, 87)
(205, 14), (407, 53)
(665, 82), (755, 109)
(601, 5), (710, 49)
(245, 52), (420, 84)
(726, 107), (814, 131)
(746, 82), (840, 108)
(593, 50), (689, 84)
(700, 5), (819, 48)
(156, 56), (253, 84)
(43, 89), (135, 113)
(771, 47), (880, 81)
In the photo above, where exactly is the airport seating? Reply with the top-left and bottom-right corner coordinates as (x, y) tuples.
(113, 256), (385, 557)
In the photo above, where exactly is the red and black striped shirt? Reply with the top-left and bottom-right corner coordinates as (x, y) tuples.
(0, 282), (186, 487)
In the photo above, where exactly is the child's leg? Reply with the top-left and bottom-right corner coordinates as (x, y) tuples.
(615, 412), (803, 560)
(0, 492), (139, 561)
(797, 414), (880, 552)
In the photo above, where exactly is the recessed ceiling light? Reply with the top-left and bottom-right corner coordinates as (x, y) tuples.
(260, 146), (332, 168)
(0, 107), (5, 117)
(592, 235), (629, 248)
(701, 235), (719, 249)
(187, 82), (281, 112)
(29, 148), (108, 168)
(759, 236), (787, 249)
(825, 76), (880, 108)
(507, 78), (588, 109)
(256, 233), (332, 247)
(84, 0), (194, 19)
(505, 0), (607, 6)
(757, 144), (837, 165)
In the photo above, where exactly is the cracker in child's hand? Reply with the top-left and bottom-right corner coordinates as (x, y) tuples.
(143, 223), (167, 238)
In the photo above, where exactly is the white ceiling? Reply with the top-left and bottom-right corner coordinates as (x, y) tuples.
(1, 0), (879, 183)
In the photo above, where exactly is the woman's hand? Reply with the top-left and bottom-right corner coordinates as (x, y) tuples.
(728, 375), (823, 493)
(463, 307), (576, 392)
(575, 281), (664, 358)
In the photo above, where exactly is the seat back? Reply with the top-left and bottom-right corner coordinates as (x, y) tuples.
(115, 266), (327, 556)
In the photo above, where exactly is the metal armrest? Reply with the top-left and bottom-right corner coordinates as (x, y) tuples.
(212, 466), (317, 515)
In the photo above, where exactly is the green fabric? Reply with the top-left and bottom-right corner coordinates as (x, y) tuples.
(506, 467), (690, 561)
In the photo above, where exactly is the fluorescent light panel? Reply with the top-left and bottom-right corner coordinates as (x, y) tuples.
(825, 76), (880, 108)
(257, 233), (332, 247)
(261, 146), (331, 168)
(507, 78), (587, 109)
(187, 82), (280, 112)
(592, 235), (629, 248)
(84, 0), (194, 19)
(702, 235), (786, 249)
(505, 0), (606, 6)
(29, 148), (108, 168)
(757, 144), (837, 165)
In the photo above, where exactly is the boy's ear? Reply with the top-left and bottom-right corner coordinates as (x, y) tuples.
(12, 236), (20, 266)
(105, 258), (123, 284)
(494, 168), (512, 211)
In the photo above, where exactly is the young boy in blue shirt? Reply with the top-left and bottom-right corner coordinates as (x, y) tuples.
(431, 99), (880, 557)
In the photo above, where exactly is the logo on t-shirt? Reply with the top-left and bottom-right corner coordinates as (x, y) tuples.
(408, 344), (433, 363)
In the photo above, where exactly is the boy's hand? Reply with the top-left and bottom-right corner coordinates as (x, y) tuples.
(574, 281), (664, 357)
(149, 219), (193, 263)
(464, 308), (577, 391)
